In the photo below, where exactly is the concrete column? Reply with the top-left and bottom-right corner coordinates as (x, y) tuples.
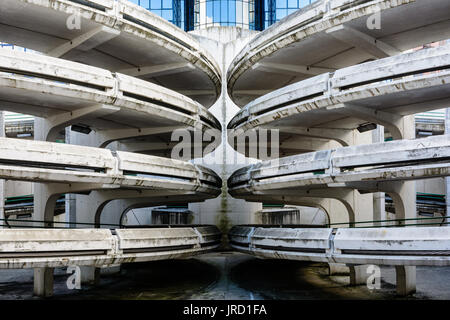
(328, 263), (349, 275)
(446, 108), (450, 221)
(0, 111), (4, 228)
(349, 265), (371, 285)
(372, 125), (385, 226)
(80, 266), (100, 285)
(33, 118), (57, 297)
(68, 129), (118, 283)
(65, 127), (77, 228)
(33, 267), (54, 297)
(395, 265), (416, 296)
(394, 115), (416, 296)
(188, 29), (262, 230)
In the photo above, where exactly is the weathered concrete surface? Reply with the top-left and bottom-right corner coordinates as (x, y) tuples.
(229, 225), (450, 266)
(228, 135), (450, 201)
(2, 253), (450, 299)
(0, 48), (221, 156)
(0, 137), (221, 197)
(228, 44), (450, 156)
(0, 0), (221, 107)
(0, 226), (221, 268)
(187, 27), (262, 231)
(227, 0), (450, 106)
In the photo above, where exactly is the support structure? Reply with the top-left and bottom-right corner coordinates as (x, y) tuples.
(446, 108), (450, 220)
(0, 111), (4, 228)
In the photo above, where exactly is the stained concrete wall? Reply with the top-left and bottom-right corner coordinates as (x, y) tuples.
(188, 27), (262, 232)
(416, 178), (446, 196)
(4, 181), (33, 198)
(188, 26), (377, 231)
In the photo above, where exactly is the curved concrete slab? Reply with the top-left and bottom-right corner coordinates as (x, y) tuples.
(0, 48), (221, 156)
(227, 0), (450, 106)
(0, 137), (222, 200)
(228, 44), (450, 157)
(229, 225), (450, 266)
(0, 226), (221, 268)
(0, 0), (221, 107)
(228, 135), (450, 199)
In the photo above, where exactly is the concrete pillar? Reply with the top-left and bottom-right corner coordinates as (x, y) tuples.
(33, 267), (54, 297)
(328, 263), (349, 275)
(372, 125), (385, 226)
(349, 265), (371, 285)
(395, 266), (416, 296)
(189, 29), (262, 231)
(80, 266), (100, 285)
(33, 119), (57, 297)
(65, 127), (77, 228)
(395, 115), (416, 295)
(446, 108), (450, 221)
(0, 111), (4, 228)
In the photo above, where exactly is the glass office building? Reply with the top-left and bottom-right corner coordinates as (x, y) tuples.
(130, 0), (314, 31)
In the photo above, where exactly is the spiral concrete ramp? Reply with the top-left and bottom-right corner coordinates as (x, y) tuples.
(228, 0), (450, 106)
(227, 0), (450, 296)
(0, 0), (221, 107)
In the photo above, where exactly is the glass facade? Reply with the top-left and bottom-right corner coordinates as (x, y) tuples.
(194, 0), (255, 29)
(273, 0), (313, 22)
(129, 0), (316, 31)
(128, 0), (185, 29)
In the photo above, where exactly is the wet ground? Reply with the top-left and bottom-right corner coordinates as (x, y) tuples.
(0, 251), (449, 300)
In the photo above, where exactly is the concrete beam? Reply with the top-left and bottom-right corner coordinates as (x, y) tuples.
(326, 25), (401, 58)
(229, 225), (450, 266)
(119, 63), (195, 78)
(0, 226), (222, 269)
(47, 26), (120, 58)
(0, 0), (221, 107)
(252, 62), (335, 76)
(281, 126), (355, 147)
(44, 104), (121, 142)
(255, 188), (357, 226)
(96, 126), (182, 148)
(335, 104), (414, 140)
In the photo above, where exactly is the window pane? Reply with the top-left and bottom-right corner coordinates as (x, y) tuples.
(276, 0), (286, 9)
(299, 0), (310, 7)
(162, 9), (173, 20)
(228, 1), (236, 23)
(221, 0), (227, 22)
(276, 8), (287, 20)
(140, 0), (150, 8)
(151, 0), (161, 9)
(287, 0), (297, 8)
(207, 1), (213, 21)
(213, 0), (220, 23)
